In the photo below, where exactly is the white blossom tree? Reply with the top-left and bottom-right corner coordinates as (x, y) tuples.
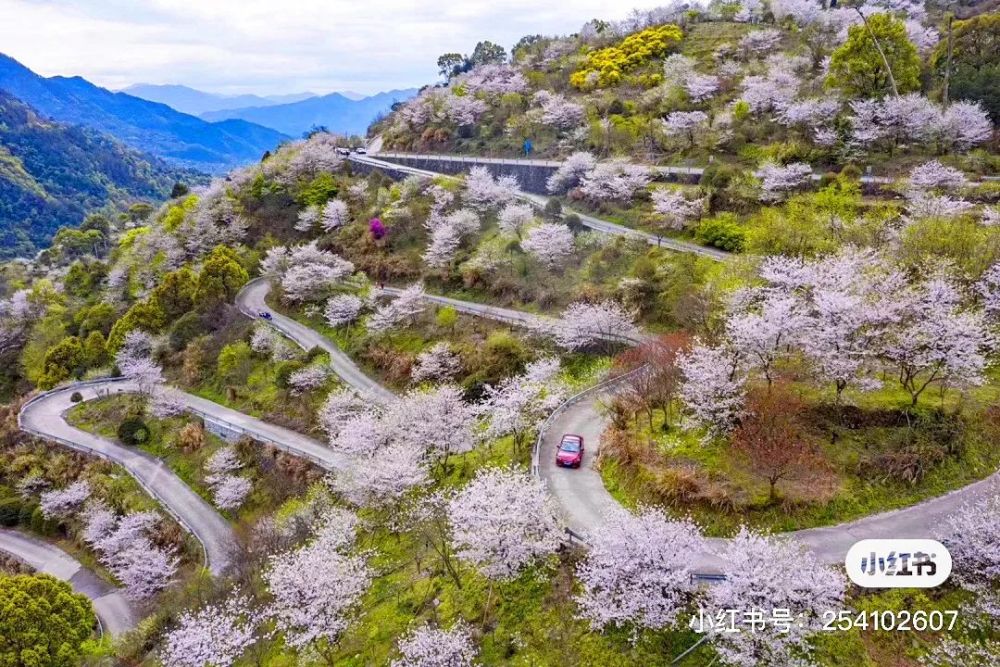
(391, 623), (479, 667)
(497, 203), (534, 238)
(942, 491), (1000, 602)
(328, 441), (431, 506)
(705, 528), (846, 667)
(39, 481), (91, 519)
(937, 100), (993, 151)
(295, 206), (321, 232)
(677, 343), (746, 433)
(447, 468), (562, 580)
(651, 188), (704, 230)
(533, 90), (586, 130)
(463, 167), (520, 212)
(412, 342), (463, 383)
(755, 162), (812, 202)
(161, 592), (265, 667)
(368, 283), (428, 334)
(662, 111), (709, 147)
(522, 223), (575, 269)
(578, 159), (652, 203)
(265, 540), (372, 649)
(481, 358), (567, 451)
(575, 507), (705, 631)
(82, 506), (178, 600)
(322, 199), (350, 231)
(907, 161), (968, 192)
(546, 152), (597, 194)
(325, 294), (366, 328)
(543, 301), (640, 350)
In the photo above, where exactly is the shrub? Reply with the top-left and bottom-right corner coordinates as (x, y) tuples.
(544, 198), (562, 218)
(177, 422), (206, 453)
(117, 417), (150, 446)
(169, 311), (207, 351)
(30, 507), (56, 535)
(306, 345), (326, 362)
(564, 213), (584, 233)
(696, 213), (746, 251)
(0, 498), (22, 527)
(69, 391), (83, 403)
(275, 360), (306, 389)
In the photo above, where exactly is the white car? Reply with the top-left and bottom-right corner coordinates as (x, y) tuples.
(354, 147), (367, 154)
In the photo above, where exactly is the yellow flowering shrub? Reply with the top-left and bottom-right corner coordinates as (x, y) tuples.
(570, 24), (683, 89)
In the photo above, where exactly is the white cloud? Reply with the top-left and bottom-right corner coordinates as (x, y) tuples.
(0, 0), (673, 95)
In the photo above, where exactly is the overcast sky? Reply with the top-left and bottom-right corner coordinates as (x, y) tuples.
(0, 0), (670, 96)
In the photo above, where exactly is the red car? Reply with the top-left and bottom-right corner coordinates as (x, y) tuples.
(556, 434), (584, 468)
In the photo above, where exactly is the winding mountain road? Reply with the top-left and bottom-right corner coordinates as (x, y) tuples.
(237, 278), (396, 404)
(0, 529), (135, 636)
(370, 289), (1000, 565)
(348, 153), (729, 261)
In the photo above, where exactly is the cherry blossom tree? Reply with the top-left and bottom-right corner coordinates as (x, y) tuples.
(423, 208), (481, 269)
(770, 0), (823, 26)
(776, 98), (841, 130)
(412, 342), (462, 383)
(325, 294), (365, 328)
(265, 541), (372, 649)
(522, 223), (575, 269)
(976, 262), (1000, 318)
(579, 160), (652, 203)
(755, 162), (812, 202)
(937, 100), (993, 151)
(322, 199), (350, 231)
(651, 188), (704, 230)
(497, 203), (534, 238)
(921, 639), (1000, 667)
(295, 206), (321, 232)
(460, 63), (528, 96)
(288, 364), (332, 395)
(677, 343), (745, 434)
(368, 283), (427, 334)
(447, 468), (562, 580)
(391, 623), (478, 667)
(481, 358), (567, 451)
(83, 507), (178, 600)
(329, 441), (431, 506)
(740, 66), (801, 113)
(880, 277), (991, 406)
(544, 301), (640, 350)
(317, 388), (369, 438)
(260, 246), (291, 277)
(533, 90), (586, 130)
(941, 490), (1000, 597)
(739, 29), (784, 58)
(39, 481), (91, 519)
(546, 152), (596, 194)
(575, 507), (704, 631)
(283, 134), (344, 181)
(208, 474), (252, 511)
(463, 167), (520, 212)
(444, 94), (489, 126)
(727, 289), (810, 385)
(161, 593), (265, 667)
(705, 528), (846, 667)
(280, 247), (356, 302)
(662, 111), (709, 147)
(907, 161), (968, 192)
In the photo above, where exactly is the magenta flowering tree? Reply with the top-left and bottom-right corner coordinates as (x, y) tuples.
(369, 218), (386, 240)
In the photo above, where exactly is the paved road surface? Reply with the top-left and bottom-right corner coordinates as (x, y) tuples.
(237, 278), (396, 404)
(349, 154), (729, 261)
(0, 528), (135, 635)
(20, 381), (235, 574)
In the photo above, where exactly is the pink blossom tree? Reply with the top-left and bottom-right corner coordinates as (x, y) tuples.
(879, 277), (991, 406)
(522, 223), (575, 269)
(662, 111), (709, 148)
(288, 364), (332, 395)
(497, 203), (534, 238)
(481, 358), (567, 451)
(295, 205), (321, 232)
(533, 90), (586, 130)
(280, 246), (355, 303)
(677, 343), (746, 434)
(705, 528), (846, 667)
(444, 94), (489, 126)
(367, 283), (428, 334)
(265, 541), (372, 650)
(739, 29), (784, 59)
(447, 468), (562, 580)
(325, 294), (365, 328)
(39, 481), (91, 519)
(544, 301), (640, 350)
(83, 507), (178, 600)
(936, 100), (993, 151)
(546, 152), (597, 194)
(651, 188), (704, 231)
(755, 162), (813, 202)
(328, 441), (431, 506)
(578, 159), (652, 204)
(575, 507), (705, 631)
(412, 342), (463, 383)
(463, 167), (520, 212)
(727, 290), (810, 385)
(161, 592), (265, 667)
(941, 491), (1000, 598)
(391, 623), (478, 667)
(322, 199), (350, 231)
(907, 161), (968, 192)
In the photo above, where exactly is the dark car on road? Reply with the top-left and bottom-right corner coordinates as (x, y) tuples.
(259, 311), (272, 320)
(556, 434), (584, 468)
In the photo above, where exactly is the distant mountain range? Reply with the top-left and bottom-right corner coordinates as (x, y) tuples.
(199, 88), (419, 137)
(121, 84), (320, 116)
(0, 53), (288, 172)
(0, 90), (197, 258)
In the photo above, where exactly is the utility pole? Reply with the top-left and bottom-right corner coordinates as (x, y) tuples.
(943, 13), (954, 107)
(854, 7), (899, 98)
